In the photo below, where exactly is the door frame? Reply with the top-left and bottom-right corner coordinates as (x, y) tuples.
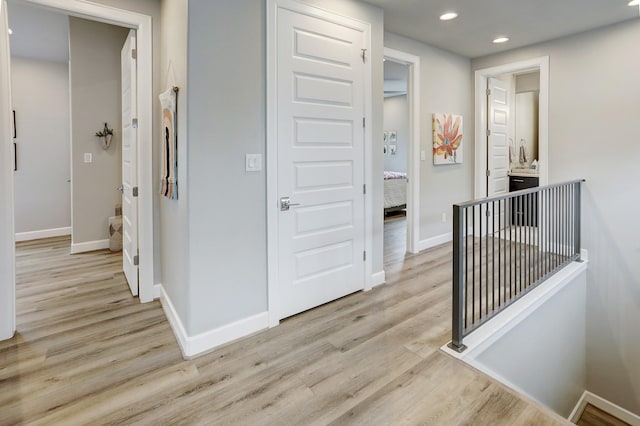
(474, 56), (549, 199)
(266, 0), (373, 327)
(383, 47), (420, 254)
(0, 0), (154, 340)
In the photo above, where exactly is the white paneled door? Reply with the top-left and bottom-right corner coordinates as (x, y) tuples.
(275, 6), (366, 320)
(121, 30), (138, 296)
(487, 77), (510, 197)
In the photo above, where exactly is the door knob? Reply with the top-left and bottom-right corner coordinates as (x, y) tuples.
(280, 197), (300, 211)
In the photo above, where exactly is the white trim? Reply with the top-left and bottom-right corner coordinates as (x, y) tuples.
(416, 232), (452, 252)
(153, 283), (161, 300)
(370, 270), (385, 288)
(266, 0), (373, 325)
(383, 47), (421, 255)
(569, 391), (640, 425)
(158, 284), (269, 359)
(15, 226), (71, 242)
(441, 257), (588, 359)
(474, 57), (549, 200)
(70, 239), (109, 254)
(19, 0), (155, 303)
(0, 0), (16, 341)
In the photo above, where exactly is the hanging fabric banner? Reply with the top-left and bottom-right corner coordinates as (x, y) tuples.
(159, 87), (178, 199)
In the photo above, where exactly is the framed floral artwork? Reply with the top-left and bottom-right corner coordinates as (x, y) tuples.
(433, 113), (463, 164)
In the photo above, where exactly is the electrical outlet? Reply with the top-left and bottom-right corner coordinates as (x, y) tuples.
(84, 153), (92, 163)
(442, 212), (446, 222)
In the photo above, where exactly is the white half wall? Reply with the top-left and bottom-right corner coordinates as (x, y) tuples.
(445, 263), (589, 419)
(11, 56), (70, 236)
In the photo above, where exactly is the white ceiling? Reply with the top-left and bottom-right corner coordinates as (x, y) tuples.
(7, 0), (639, 62)
(7, 1), (69, 63)
(362, 0), (640, 58)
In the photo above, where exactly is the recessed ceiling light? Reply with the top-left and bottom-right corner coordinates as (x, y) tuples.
(439, 12), (458, 21)
(628, 0), (639, 6)
(493, 37), (510, 44)
(7, 28), (12, 35)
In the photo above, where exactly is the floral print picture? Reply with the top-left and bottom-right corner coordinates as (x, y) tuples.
(433, 113), (463, 164)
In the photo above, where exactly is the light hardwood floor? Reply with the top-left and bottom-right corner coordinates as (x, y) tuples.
(0, 232), (570, 425)
(576, 404), (630, 426)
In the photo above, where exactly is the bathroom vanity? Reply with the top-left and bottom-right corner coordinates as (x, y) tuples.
(509, 171), (539, 227)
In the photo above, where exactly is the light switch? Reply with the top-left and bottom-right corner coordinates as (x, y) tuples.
(245, 154), (262, 172)
(420, 150), (426, 161)
(84, 153), (92, 163)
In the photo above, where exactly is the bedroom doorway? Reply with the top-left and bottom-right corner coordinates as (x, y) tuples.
(383, 48), (420, 261)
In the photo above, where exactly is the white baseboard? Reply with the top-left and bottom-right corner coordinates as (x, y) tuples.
(15, 226), (71, 242)
(371, 270), (385, 288)
(416, 232), (452, 252)
(70, 239), (110, 254)
(157, 284), (269, 359)
(569, 391), (640, 425)
(153, 283), (161, 300)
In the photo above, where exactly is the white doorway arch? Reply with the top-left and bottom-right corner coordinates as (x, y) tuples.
(474, 56), (549, 199)
(0, 0), (154, 340)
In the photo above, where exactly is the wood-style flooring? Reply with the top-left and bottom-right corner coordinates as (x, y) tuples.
(0, 232), (570, 425)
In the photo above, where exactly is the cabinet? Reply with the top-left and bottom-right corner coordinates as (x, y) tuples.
(509, 175), (539, 226)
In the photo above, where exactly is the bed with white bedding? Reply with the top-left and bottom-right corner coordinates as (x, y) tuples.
(384, 171), (407, 214)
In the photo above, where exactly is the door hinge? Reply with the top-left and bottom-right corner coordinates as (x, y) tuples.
(363, 251), (366, 261)
(131, 49), (137, 59)
(363, 184), (366, 195)
(486, 88), (491, 96)
(487, 129), (491, 136)
(133, 186), (139, 197)
(133, 253), (139, 266)
(486, 169), (491, 177)
(362, 117), (365, 128)
(132, 118), (138, 128)
(361, 48), (366, 63)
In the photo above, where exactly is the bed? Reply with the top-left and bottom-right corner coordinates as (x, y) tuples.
(384, 171), (407, 214)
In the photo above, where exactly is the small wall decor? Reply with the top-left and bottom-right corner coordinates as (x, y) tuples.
(433, 113), (463, 164)
(383, 131), (389, 143)
(389, 145), (397, 155)
(383, 144), (387, 155)
(389, 130), (397, 143)
(159, 86), (179, 200)
(95, 122), (114, 150)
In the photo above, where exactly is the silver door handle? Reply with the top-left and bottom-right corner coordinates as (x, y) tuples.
(116, 185), (124, 193)
(280, 197), (301, 211)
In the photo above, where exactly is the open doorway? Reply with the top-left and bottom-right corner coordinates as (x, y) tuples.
(474, 57), (549, 201)
(0, 0), (154, 341)
(382, 48), (420, 264)
(382, 58), (409, 263)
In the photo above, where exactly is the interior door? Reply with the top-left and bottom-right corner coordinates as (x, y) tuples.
(487, 77), (510, 235)
(121, 30), (138, 296)
(276, 7), (366, 320)
(487, 77), (510, 197)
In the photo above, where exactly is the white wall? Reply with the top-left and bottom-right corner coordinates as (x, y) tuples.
(472, 19), (640, 414)
(383, 94), (408, 173)
(185, 0), (384, 336)
(159, 0), (188, 329)
(69, 17), (128, 246)
(11, 57), (70, 235)
(384, 32), (473, 241)
(473, 270), (587, 417)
